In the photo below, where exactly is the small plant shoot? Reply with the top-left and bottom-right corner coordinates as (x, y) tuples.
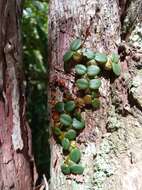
(62, 138), (70, 150)
(112, 61), (121, 76)
(52, 37), (121, 176)
(70, 39), (81, 51)
(55, 102), (64, 113)
(95, 52), (107, 64)
(72, 118), (85, 130)
(87, 65), (101, 76)
(89, 79), (102, 90)
(65, 129), (77, 140)
(70, 164), (84, 175)
(63, 51), (74, 62)
(64, 101), (76, 112)
(61, 164), (71, 175)
(75, 64), (87, 75)
(83, 48), (95, 59)
(70, 148), (81, 163)
(60, 114), (72, 126)
(76, 78), (89, 90)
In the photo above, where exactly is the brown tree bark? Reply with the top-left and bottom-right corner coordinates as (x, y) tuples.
(0, 1), (33, 189)
(48, 0), (142, 190)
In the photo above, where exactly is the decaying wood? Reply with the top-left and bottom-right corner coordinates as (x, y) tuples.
(0, 0), (34, 189)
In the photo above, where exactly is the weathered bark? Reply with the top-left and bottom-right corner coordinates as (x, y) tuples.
(121, 0), (142, 40)
(0, 1), (33, 189)
(48, 0), (142, 190)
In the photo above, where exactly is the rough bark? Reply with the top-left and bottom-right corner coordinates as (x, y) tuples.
(48, 0), (142, 190)
(0, 0), (33, 189)
(121, 0), (142, 40)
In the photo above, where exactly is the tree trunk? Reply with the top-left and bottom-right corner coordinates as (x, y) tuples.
(0, 1), (33, 189)
(48, 0), (142, 189)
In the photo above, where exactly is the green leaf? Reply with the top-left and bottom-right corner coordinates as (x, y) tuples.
(61, 138), (70, 150)
(89, 79), (102, 90)
(60, 114), (72, 126)
(95, 52), (107, 64)
(76, 79), (89, 90)
(87, 65), (101, 76)
(61, 164), (70, 175)
(70, 148), (81, 163)
(65, 129), (77, 140)
(64, 101), (76, 112)
(111, 53), (119, 63)
(75, 64), (87, 75)
(83, 49), (95, 59)
(53, 127), (62, 136)
(70, 39), (81, 51)
(63, 51), (74, 62)
(70, 164), (84, 175)
(72, 118), (85, 130)
(92, 98), (100, 108)
(112, 62), (121, 76)
(55, 102), (64, 113)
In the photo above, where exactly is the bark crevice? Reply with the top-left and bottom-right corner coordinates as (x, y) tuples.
(0, 0), (34, 189)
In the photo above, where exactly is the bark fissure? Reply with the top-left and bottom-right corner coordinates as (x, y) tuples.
(0, 0), (33, 189)
(120, 0), (142, 40)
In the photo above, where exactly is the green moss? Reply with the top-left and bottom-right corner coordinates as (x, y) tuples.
(92, 138), (115, 189)
(107, 106), (121, 132)
(130, 73), (142, 108)
(94, 171), (106, 188)
(100, 139), (112, 154)
(129, 23), (142, 49)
